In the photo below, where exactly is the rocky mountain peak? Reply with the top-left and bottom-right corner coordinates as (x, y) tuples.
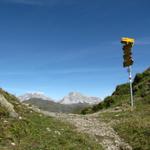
(18, 92), (52, 101)
(59, 92), (101, 105)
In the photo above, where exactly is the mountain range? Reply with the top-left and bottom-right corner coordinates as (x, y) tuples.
(19, 92), (101, 104)
(19, 92), (101, 113)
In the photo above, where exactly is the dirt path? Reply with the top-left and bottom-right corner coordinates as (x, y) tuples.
(30, 106), (132, 150)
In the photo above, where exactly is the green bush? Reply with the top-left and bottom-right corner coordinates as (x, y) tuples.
(133, 73), (143, 84)
(0, 106), (9, 117)
(81, 107), (92, 114)
(112, 83), (130, 96)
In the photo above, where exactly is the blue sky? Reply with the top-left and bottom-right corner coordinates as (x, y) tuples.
(0, 0), (150, 100)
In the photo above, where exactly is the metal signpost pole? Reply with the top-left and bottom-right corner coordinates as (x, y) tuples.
(128, 66), (134, 108)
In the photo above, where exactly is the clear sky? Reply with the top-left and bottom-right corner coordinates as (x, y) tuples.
(0, 0), (150, 100)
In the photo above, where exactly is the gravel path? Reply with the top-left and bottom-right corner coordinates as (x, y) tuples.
(30, 106), (132, 150)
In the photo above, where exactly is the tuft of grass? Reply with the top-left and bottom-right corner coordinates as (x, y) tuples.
(98, 100), (150, 150)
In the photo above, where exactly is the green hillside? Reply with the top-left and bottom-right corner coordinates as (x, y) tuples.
(81, 67), (150, 150)
(0, 88), (102, 150)
(81, 67), (150, 114)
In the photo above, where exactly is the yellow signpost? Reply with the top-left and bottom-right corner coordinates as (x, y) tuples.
(121, 37), (135, 109)
(121, 37), (135, 44)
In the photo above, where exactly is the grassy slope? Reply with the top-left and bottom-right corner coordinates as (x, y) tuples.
(0, 89), (103, 150)
(99, 99), (150, 150)
(81, 67), (150, 150)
